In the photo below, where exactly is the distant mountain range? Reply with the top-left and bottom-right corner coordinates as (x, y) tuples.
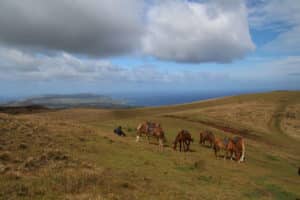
(1, 94), (129, 109)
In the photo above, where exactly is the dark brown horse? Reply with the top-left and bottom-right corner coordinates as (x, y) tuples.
(173, 129), (193, 152)
(213, 136), (245, 163)
(136, 121), (165, 151)
(199, 130), (215, 148)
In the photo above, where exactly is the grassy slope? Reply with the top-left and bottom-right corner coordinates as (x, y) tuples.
(0, 91), (299, 200)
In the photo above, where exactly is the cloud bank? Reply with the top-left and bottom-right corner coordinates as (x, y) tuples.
(0, 0), (143, 57)
(0, 47), (229, 83)
(0, 0), (255, 63)
(143, 0), (255, 63)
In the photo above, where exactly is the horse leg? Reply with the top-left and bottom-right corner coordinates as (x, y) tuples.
(237, 151), (242, 163)
(239, 153), (244, 163)
(147, 134), (150, 144)
(185, 141), (188, 152)
(179, 141), (182, 152)
(214, 146), (218, 158)
(136, 134), (140, 142)
(186, 141), (190, 152)
(159, 138), (163, 152)
(183, 141), (186, 152)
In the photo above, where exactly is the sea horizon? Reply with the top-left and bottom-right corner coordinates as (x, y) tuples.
(0, 89), (278, 107)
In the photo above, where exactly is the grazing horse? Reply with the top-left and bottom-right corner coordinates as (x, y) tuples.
(231, 136), (245, 162)
(213, 136), (245, 163)
(136, 121), (165, 151)
(199, 130), (215, 148)
(173, 129), (193, 152)
(213, 137), (227, 159)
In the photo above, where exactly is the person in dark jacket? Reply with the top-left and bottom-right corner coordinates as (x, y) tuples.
(114, 126), (126, 136)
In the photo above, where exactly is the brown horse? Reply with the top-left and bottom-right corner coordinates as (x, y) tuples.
(213, 137), (226, 159)
(231, 136), (245, 162)
(199, 130), (215, 148)
(213, 136), (245, 163)
(173, 129), (193, 152)
(136, 121), (165, 151)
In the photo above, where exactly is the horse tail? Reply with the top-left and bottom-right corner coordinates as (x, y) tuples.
(199, 132), (203, 144)
(239, 138), (245, 162)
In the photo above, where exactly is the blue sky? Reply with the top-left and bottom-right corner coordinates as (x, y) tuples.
(0, 0), (299, 98)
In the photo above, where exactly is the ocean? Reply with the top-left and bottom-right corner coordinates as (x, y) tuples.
(110, 90), (254, 107)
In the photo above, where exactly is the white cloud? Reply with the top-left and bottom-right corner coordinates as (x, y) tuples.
(143, 0), (255, 63)
(0, 0), (143, 56)
(0, 47), (230, 84)
(232, 56), (300, 82)
(248, 0), (300, 53)
(0, 47), (118, 80)
(0, 0), (256, 64)
(266, 56), (300, 76)
(248, 0), (300, 30)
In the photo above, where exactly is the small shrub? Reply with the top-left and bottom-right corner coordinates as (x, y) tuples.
(266, 154), (280, 161)
(0, 152), (11, 161)
(197, 175), (213, 183)
(19, 143), (28, 149)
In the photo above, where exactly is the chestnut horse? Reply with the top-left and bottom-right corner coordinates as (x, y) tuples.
(199, 130), (215, 148)
(231, 136), (245, 162)
(173, 129), (193, 152)
(213, 136), (245, 163)
(136, 121), (166, 151)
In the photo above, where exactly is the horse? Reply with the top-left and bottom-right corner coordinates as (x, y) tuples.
(173, 129), (193, 152)
(213, 137), (227, 159)
(213, 136), (245, 163)
(231, 136), (245, 163)
(199, 130), (215, 148)
(136, 121), (166, 151)
(136, 121), (161, 142)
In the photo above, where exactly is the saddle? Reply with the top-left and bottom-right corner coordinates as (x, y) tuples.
(232, 136), (241, 144)
(146, 122), (156, 133)
(223, 137), (230, 146)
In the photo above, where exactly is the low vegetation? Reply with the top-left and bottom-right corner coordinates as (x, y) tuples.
(0, 91), (299, 199)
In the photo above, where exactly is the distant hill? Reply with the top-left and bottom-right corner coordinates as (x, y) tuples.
(0, 105), (50, 115)
(2, 94), (129, 109)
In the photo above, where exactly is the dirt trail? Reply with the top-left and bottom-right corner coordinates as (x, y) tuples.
(163, 115), (260, 140)
(268, 97), (299, 135)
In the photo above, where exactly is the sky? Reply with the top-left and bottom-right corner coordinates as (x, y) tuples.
(0, 0), (299, 98)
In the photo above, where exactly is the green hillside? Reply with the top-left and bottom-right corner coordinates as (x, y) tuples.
(0, 91), (299, 199)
